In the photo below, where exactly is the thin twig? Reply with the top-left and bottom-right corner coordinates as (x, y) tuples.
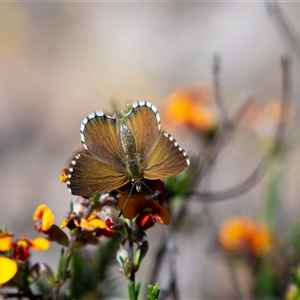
(225, 255), (244, 300)
(213, 55), (229, 121)
(166, 233), (179, 300)
(149, 243), (167, 284)
(266, 1), (300, 62)
(194, 56), (292, 201)
(154, 232), (179, 300)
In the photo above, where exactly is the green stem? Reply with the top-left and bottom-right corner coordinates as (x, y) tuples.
(52, 201), (95, 299)
(128, 281), (141, 300)
(52, 238), (76, 300)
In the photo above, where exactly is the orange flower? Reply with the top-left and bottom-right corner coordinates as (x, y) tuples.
(263, 99), (294, 125)
(242, 99), (294, 138)
(118, 193), (170, 226)
(163, 84), (217, 132)
(33, 204), (55, 232)
(219, 216), (271, 257)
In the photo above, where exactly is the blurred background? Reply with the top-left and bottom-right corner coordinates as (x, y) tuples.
(1, 2), (300, 299)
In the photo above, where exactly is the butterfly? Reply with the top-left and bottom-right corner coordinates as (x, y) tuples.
(67, 101), (189, 197)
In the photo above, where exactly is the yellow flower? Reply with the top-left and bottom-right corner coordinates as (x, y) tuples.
(80, 213), (108, 231)
(11, 237), (50, 261)
(33, 204), (55, 232)
(219, 216), (271, 257)
(0, 234), (50, 285)
(0, 232), (13, 252)
(0, 257), (17, 284)
(26, 237), (50, 251)
(60, 211), (114, 240)
(59, 168), (68, 183)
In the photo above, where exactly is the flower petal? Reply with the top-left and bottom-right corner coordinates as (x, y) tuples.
(162, 84), (216, 132)
(118, 193), (170, 225)
(33, 204), (48, 221)
(33, 205), (54, 231)
(59, 168), (69, 183)
(153, 204), (170, 225)
(30, 237), (50, 251)
(0, 233), (13, 252)
(219, 216), (271, 256)
(118, 194), (144, 219)
(41, 208), (55, 231)
(88, 218), (107, 229)
(0, 257), (17, 284)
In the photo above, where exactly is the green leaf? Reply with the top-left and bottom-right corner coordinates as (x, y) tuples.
(70, 200), (74, 212)
(133, 240), (149, 270)
(147, 283), (160, 300)
(91, 193), (100, 204)
(254, 263), (280, 300)
(261, 162), (282, 229)
(56, 248), (65, 279)
(165, 173), (191, 198)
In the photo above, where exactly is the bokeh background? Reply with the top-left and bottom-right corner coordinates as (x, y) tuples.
(1, 2), (300, 299)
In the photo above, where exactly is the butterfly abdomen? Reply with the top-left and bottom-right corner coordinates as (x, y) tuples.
(120, 124), (136, 155)
(120, 124), (144, 180)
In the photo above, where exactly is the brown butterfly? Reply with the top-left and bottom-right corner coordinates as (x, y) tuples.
(67, 101), (189, 197)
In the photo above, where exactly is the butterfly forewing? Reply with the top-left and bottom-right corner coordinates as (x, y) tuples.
(143, 132), (189, 179)
(81, 112), (125, 167)
(67, 152), (128, 196)
(125, 101), (161, 161)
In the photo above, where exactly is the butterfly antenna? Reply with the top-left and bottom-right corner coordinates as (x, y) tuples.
(141, 181), (161, 201)
(118, 182), (135, 217)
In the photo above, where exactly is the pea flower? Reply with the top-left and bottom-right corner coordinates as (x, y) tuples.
(0, 232), (50, 285)
(33, 205), (69, 246)
(33, 204), (55, 232)
(59, 168), (69, 183)
(0, 257), (17, 285)
(61, 211), (114, 239)
(0, 231), (13, 252)
(117, 193), (170, 228)
(10, 237), (50, 261)
(219, 216), (271, 257)
(162, 84), (217, 132)
(242, 99), (295, 139)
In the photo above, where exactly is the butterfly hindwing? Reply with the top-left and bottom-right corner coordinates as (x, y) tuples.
(143, 131), (189, 179)
(67, 151), (128, 196)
